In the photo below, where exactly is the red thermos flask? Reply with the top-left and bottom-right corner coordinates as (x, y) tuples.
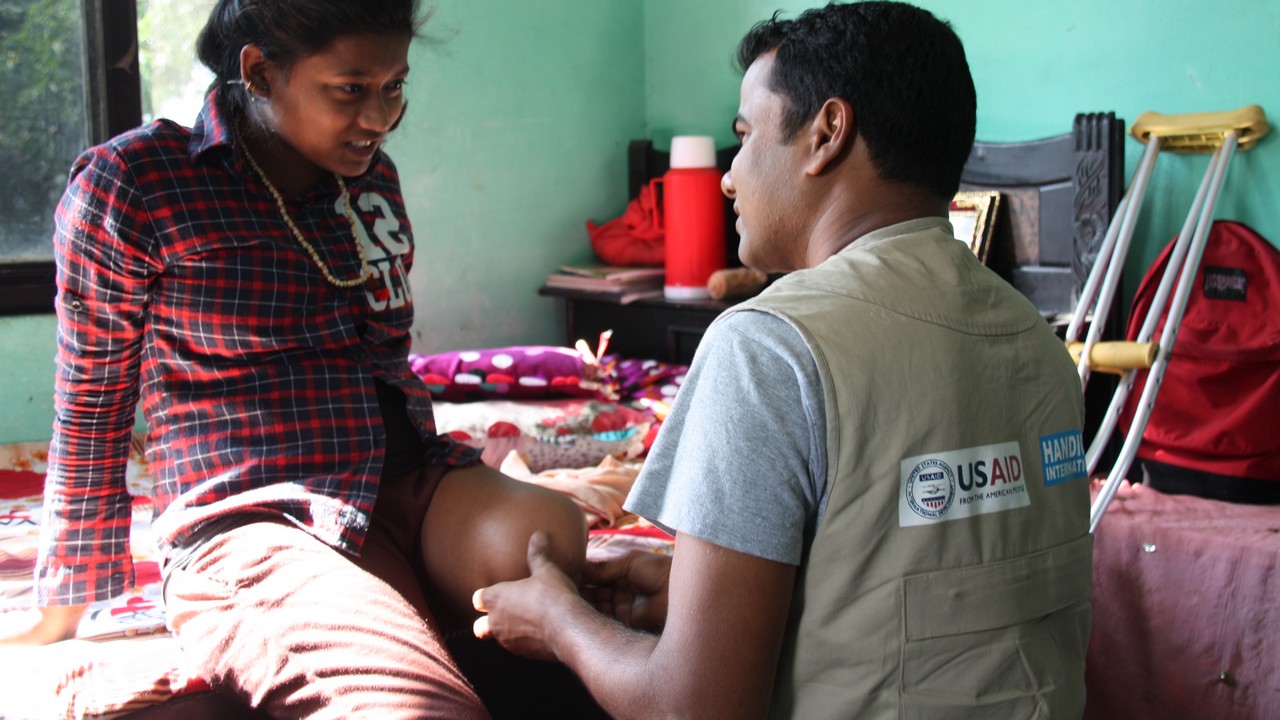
(651, 135), (725, 300)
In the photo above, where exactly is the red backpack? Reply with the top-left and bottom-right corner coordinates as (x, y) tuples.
(1119, 220), (1280, 489)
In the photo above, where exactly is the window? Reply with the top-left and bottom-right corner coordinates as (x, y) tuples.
(0, 0), (213, 315)
(136, 0), (215, 127)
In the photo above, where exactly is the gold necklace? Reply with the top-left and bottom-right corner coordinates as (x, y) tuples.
(236, 131), (373, 288)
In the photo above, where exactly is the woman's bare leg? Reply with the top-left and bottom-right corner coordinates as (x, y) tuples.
(422, 463), (587, 629)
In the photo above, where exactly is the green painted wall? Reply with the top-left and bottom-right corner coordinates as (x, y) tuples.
(0, 315), (57, 442)
(644, 0), (1280, 293)
(398, 0), (646, 353)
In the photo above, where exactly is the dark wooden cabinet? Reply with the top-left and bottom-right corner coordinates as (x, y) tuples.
(538, 286), (732, 365)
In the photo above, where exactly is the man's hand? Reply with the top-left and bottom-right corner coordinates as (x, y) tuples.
(0, 605), (86, 646)
(582, 551), (672, 633)
(473, 531), (582, 661)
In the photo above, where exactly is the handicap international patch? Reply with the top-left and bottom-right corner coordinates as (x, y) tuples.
(1039, 429), (1087, 487)
(899, 441), (1029, 527)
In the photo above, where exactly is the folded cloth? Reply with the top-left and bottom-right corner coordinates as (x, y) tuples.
(585, 184), (665, 267)
(500, 451), (640, 529)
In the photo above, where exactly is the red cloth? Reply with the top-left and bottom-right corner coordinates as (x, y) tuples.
(0, 469), (44, 498)
(1086, 485), (1280, 720)
(585, 185), (665, 266)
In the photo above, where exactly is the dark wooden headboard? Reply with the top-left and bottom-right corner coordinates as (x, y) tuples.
(960, 112), (1126, 317)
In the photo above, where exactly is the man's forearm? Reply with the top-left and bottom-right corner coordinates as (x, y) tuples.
(477, 532), (786, 720)
(547, 592), (673, 720)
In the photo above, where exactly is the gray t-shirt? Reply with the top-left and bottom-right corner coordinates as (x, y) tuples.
(625, 310), (829, 565)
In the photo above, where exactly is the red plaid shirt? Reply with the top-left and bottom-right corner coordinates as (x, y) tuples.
(37, 91), (477, 605)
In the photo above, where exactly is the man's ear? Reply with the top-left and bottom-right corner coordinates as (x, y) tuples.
(238, 44), (272, 97)
(804, 98), (854, 176)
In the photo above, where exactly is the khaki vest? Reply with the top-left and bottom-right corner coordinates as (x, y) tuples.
(730, 220), (1092, 719)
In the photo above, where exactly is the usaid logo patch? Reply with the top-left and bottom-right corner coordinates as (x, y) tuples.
(1040, 429), (1087, 487)
(899, 441), (1029, 527)
(905, 459), (955, 520)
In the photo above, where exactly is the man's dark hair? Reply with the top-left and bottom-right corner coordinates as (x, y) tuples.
(196, 0), (428, 122)
(736, 1), (976, 198)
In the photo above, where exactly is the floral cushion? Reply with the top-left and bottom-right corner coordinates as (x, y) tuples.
(613, 357), (688, 405)
(433, 399), (651, 472)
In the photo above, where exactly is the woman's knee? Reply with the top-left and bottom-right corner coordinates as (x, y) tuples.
(422, 465), (587, 615)
(465, 477), (587, 585)
(502, 483), (588, 579)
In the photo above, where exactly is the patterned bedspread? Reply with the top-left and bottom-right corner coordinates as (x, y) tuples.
(0, 437), (672, 719)
(1, 442), (168, 641)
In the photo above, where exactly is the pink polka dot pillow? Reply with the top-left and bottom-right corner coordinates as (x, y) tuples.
(409, 346), (616, 403)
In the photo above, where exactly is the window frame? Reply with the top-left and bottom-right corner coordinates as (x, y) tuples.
(0, 0), (142, 315)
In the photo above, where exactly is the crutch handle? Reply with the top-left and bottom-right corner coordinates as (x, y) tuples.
(1131, 105), (1269, 152)
(1066, 341), (1158, 375)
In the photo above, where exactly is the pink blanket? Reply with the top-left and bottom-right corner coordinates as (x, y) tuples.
(1086, 486), (1280, 720)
